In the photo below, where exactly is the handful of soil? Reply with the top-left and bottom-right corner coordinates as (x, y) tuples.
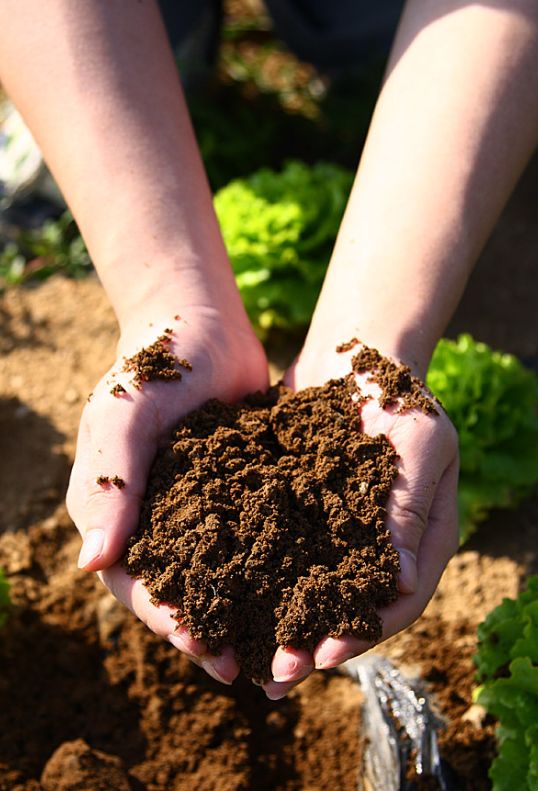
(125, 370), (402, 682)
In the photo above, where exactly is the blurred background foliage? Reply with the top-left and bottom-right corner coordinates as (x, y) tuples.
(0, 0), (382, 292)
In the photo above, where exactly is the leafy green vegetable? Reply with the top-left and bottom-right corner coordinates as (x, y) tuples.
(0, 210), (91, 292)
(0, 569), (10, 628)
(427, 334), (538, 543)
(474, 576), (538, 790)
(214, 161), (353, 336)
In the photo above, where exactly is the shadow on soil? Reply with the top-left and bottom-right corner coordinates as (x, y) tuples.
(0, 396), (70, 533)
(0, 613), (146, 783)
(465, 490), (538, 580)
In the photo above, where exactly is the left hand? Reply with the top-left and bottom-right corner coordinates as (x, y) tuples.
(262, 345), (459, 700)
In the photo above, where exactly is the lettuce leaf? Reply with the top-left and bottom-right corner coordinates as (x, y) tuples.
(474, 577), (538, 790)
(427, 335), (538, 543)
(214, 161), (353, 336)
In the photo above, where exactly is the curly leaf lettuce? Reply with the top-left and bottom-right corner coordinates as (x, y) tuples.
(214, 161), (353, 335)
(427, 335), (538, 543)
(474, 577), (538, 790)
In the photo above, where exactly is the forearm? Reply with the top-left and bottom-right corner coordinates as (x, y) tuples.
(304, 0), (538, 378)
(0, 0), (243, 327)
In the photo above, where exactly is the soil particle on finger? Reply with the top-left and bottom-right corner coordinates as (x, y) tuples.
(122, 331), (192, 389)
(110, 384), (126, 397)
(125, 374), (401, 682)
(336, 337), (360, 354)
(96, 475), (109, 486)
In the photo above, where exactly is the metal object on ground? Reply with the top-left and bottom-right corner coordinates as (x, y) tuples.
(346, 654), (451, 791)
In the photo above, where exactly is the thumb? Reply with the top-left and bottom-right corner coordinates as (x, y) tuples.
(67, 393), (158, 571)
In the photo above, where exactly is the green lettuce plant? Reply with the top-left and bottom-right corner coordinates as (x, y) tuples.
(0, 210), (91, 291)
(0, 569), (10, 627)
(214, 160), (353, 336)
(474, 576), (538, 790)
(427, 334), (538, 543)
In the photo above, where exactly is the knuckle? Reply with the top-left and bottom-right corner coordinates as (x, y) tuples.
(388, 500), (428, 551)
(390, 500), (428, 533)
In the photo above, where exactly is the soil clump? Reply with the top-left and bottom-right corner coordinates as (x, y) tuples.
(40, 740), (131, 791)
(345, 340), (439, 414)
(122, 330), (192, 388)
(125, 375), (401, 681)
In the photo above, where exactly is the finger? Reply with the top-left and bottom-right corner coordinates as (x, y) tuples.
(262, 671), (311, 701)
(199, 646), (240, 686)
(100, 565), (240, 684)
(313, 635), (374, 670)
(102, 567), (203, 647)
(69, 387), (158, 571)
(271, 646), (314, 683)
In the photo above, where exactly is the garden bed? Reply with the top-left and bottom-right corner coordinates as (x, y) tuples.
(1, 270), (537, 789)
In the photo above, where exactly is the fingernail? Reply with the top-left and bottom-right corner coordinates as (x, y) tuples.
(77, 529), (105, 569)
(201, 658), (232, 685)
(398, 548), (418, 594)
(167, 632), (196, 658)
(272, 651), (299, 683)
(315, 651), (356, 670)
(265, 690), (289, 701)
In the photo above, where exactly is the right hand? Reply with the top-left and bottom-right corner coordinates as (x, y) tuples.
(262, 343), (460, 699)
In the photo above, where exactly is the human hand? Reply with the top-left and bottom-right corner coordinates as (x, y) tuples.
(262, 343), (459, 700)
(67, 303), (268, 685)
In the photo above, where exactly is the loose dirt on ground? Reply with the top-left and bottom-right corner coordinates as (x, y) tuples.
(0, 270), (537, 789)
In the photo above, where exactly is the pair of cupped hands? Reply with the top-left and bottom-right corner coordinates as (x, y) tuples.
(67, 302), (459, 700)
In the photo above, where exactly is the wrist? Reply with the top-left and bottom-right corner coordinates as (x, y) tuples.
(94, 248), (250, 338)
(299, 314), (435, 383)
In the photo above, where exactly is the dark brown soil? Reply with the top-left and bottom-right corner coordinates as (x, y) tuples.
(122, 330), (192, 388)
(0, 507), (363, 790)
(125, 378), (400, 681)
(348, 342), (438, 414)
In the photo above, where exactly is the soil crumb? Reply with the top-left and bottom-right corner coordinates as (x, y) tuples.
(122, 331), (192, 388)
(110, 383), (126, 397)
(339, 340), (439, 415)
(125, 377), (400, 681)
(336, 337), (360, 354)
